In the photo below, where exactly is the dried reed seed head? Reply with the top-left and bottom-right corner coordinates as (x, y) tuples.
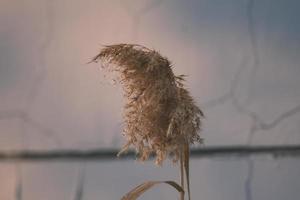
(92, 44), (204, 165)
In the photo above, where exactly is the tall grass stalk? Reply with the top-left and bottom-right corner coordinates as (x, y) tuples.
(92, 44), (204, 200)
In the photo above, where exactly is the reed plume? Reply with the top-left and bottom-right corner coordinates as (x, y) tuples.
(92, 44), (204, 200)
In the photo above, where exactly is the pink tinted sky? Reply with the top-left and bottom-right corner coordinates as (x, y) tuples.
(0, 0), (300, 199)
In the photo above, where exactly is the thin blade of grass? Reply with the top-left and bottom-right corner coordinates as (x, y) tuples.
(184, 142), (191, 200)
(121, 180), (184, 200)
(180, 150), (185, 200)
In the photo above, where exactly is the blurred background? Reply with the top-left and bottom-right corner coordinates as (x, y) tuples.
(0, 0), (300, 199)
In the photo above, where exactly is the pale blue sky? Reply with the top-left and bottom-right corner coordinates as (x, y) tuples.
(0, 0), (300, 199)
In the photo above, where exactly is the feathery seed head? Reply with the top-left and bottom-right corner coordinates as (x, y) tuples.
(92, 44), (203, 165)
